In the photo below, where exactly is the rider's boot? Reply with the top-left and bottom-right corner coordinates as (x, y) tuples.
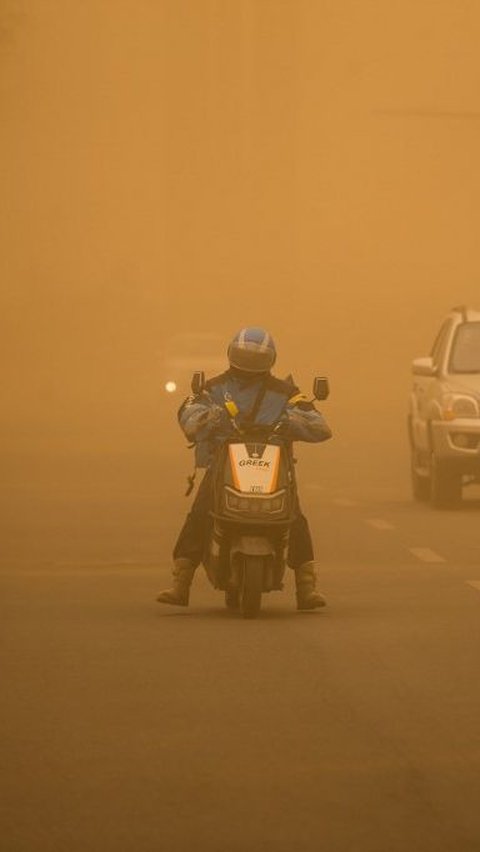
(294, 561), (327, 610)
(156, 558), (196, 606)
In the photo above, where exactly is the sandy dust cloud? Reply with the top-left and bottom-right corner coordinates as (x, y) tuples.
(1, 0), (480, 539)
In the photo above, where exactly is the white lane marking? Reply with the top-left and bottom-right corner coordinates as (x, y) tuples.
(365, 518), (395, 530)
(409, 547), (446, 564)
(332, 497), (358, 507)
(466, 581), (480, 593)
(0, 563), (163, 576)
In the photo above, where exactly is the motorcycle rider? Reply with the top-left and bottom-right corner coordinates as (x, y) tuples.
(157, 327), (332, 610)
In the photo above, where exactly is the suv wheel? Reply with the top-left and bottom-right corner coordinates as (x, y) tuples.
(430, 454), (462, 509)
(410, 450), (430, 501)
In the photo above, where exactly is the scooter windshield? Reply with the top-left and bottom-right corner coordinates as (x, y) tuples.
(228, 443), (281, 494)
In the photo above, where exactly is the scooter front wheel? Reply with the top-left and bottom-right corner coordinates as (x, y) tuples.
(225, 587), (240, 610)
(240, 555), (264, 619)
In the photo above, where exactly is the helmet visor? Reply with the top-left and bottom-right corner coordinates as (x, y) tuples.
(228, 343), (276, 373)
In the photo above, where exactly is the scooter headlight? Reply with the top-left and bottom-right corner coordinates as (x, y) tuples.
(225, 488), (286, 514)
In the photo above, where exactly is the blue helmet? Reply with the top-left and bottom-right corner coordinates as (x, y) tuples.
(227, 327), (277, 373)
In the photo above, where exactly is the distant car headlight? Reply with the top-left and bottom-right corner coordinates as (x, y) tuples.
(165, 381), (177, 394)
(441, 394), (479, 420)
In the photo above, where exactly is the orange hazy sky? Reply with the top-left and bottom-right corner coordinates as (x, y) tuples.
(1, 1), (480, 454)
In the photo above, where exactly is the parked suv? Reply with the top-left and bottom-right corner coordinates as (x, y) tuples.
(408, 305), (480, 507)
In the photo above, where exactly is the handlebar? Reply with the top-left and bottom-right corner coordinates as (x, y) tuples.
(229, 418), (287, 442)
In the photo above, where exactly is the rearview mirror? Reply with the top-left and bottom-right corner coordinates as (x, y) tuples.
(412, 357), (437, 378)
(191, 371), (205, 395)
(313, 376), (329, 401)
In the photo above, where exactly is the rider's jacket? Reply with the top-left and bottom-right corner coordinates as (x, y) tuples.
(178, 369), (332, 468)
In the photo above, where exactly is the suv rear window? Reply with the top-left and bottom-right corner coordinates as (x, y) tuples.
(449, 322), (480, 373)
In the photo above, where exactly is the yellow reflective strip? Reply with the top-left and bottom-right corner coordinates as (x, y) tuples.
(229, 445), (241, 490)
(225, 400), (239, 417)
(269, 446), (281, 493)
(288, 393), (308, 406)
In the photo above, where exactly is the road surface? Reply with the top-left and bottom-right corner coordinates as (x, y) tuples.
(2, 457), (480, 851)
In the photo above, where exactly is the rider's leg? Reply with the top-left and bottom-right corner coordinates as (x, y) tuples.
(157, 470), (213, 606)
(288, 507), (326, 610)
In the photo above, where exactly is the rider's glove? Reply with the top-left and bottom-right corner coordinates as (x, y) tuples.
(196, 403), (229, 431)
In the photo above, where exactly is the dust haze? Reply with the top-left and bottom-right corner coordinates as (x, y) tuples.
(2, 1), (480, 561)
